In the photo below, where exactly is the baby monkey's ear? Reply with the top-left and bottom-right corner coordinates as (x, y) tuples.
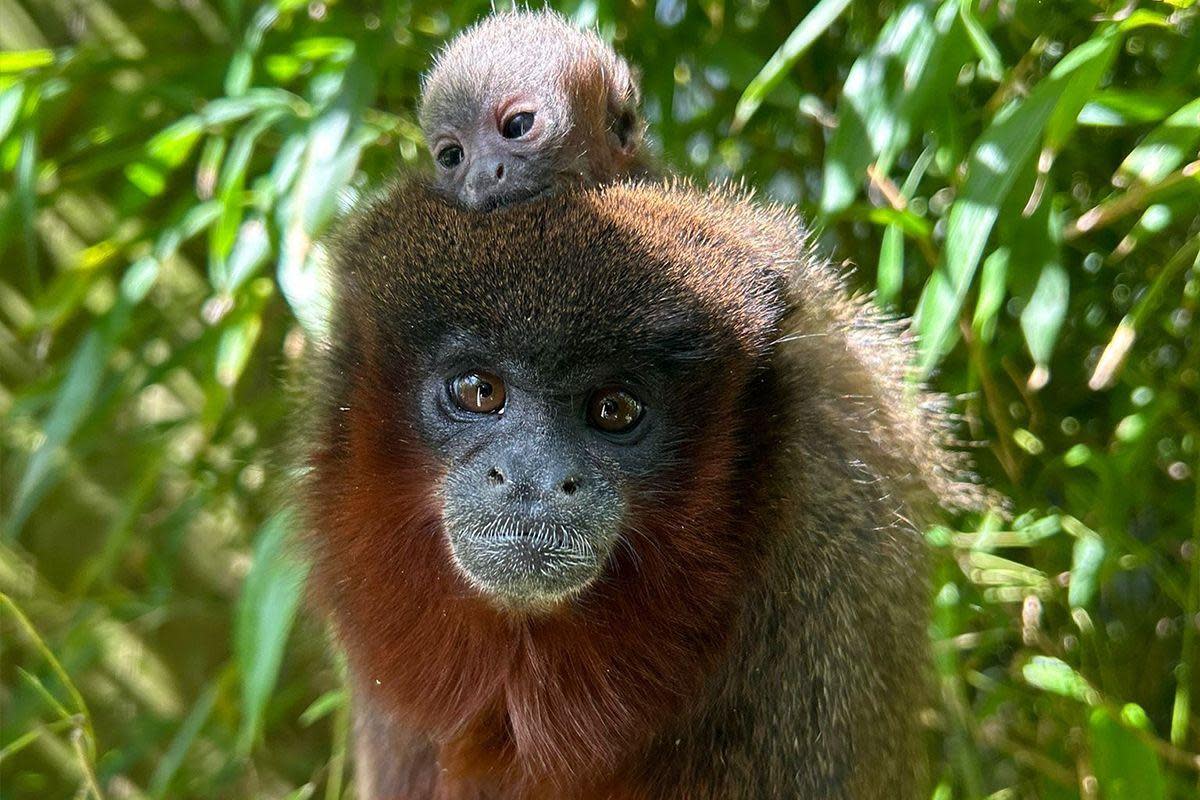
(605, 63), (643, 156)
(611, 106), (639, 153)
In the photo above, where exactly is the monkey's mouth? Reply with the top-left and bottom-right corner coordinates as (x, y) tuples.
(445, 518), (612, 610)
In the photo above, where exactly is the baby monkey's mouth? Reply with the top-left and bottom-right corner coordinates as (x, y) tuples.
(444, 514), (617, 610)
(470, 183), (553, 212)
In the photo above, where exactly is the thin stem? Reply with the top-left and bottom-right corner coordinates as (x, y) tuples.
(1173, 452), (1200, 748)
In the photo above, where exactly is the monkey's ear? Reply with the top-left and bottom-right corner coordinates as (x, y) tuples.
(603, 60), (642, 156)
(611, 108), (639, 153)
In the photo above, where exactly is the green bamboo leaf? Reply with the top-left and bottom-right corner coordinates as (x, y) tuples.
(235, 509), (309, 756)
(276, 61), (374, 337)
(915, 28), (1120, 373)
(225, 217), (272, 292)
(874, 145), (935, 309)
(731, 0), (853, 132)
(149, 678), (222, 799)
(266, 131), (308, 199)
(0, 49), (55, 73)
(299, 689), (347, 727)
(821, 0), (970, 214)
(0, 81), (24, 144)
(1020, 260), (1068, 378)
(199, 88), (302, 126)
(215, 304), (266, 390)
(124, 116), (204, 198)
(7, 328), (110, 539)
(293, 36), (357, 62)
(1022, 656), (1099, 704)
(1042, 31), (1122, 157)
(1115, 96), (1200, 188)
(1079, 88), (1191, 127)
(1089, 706), (1166, 800)
(1118, 9), (1174, 32)
(971, 247), (1008, 342)
(854, 206), (932, 239)
(209, 109), (287, 289)
(1064, 516), (1105, 609)
(196, 135), (228, 199)
(6, 196), (220, 537)
(876, 224), (904, 308)
(957, 0), (1002, 81)
(1010, 196), (1068, 377)
(821, 3), (931, 214)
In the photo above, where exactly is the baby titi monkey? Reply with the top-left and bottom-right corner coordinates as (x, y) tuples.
(419, 10), (650, 209)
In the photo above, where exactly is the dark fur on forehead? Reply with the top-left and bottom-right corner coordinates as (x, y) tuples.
(332, 179), (792, 376)
(418, 10), (641, 135)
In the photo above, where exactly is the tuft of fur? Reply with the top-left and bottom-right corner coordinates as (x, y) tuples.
(420, 10), (650, 188)
(300, 179), (986, 799)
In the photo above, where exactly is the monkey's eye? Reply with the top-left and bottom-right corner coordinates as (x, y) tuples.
(501, 111), (535, 139)
(450, 370), (506, 414)
(586, 387), (643, 434)
(436, 144), (464, 169)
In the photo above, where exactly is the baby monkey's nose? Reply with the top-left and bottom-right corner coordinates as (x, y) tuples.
(462, 160), (508, 208)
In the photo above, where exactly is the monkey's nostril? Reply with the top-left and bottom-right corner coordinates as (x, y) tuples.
(495, 163), (505, 181)
(487, 468), (505, 486)
(560, 478), (578, 496)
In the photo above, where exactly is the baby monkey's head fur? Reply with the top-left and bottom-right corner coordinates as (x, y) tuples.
(419, 10), (646, 210)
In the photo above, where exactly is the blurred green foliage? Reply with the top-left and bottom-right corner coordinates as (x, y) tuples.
(1, 0), (1198, 797)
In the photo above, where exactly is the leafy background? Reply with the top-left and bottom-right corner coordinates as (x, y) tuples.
(1, 0), (1198, 797)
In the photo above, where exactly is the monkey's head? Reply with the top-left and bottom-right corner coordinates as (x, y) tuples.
(418, 10), (644, 211)
(316, 181), (787, 617)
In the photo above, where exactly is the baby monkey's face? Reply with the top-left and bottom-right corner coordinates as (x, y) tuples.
(418, 11), (643, 209)
(424, 91), (565, 210)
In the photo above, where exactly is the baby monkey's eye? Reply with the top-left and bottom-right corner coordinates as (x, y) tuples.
(451, 370), (506, 414)
(501, 111), (535, 139)
(587, 387), (643, 434)
(437, 144), (464, 169)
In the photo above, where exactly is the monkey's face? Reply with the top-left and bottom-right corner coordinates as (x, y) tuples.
(327, 186), (789, 615)
(403, 280), (734, 612)
(416, 345), (656, 609)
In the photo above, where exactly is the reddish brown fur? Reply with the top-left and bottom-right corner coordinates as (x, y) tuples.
(310, 364), (754, 796)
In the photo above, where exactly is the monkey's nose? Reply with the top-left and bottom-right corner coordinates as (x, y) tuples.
(485, 464), (583, 504)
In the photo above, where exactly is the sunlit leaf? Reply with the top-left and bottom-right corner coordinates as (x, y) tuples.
(0, 82), (24, 144)
(1064, 517), (1105, 609)
(0, 49), (55, 73)
(1079, 88), (1191, 127)
(1014, 199), (1068, 374)
(235, 509), (310, 755)
(731, 0), (853, 131)
(821, 0), (969, 214)
(1115, 96), (1200, 188)
(877, 223), (904, 308)
(915, 27), (1120, 373)
(1023, 656), (1099, 704)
